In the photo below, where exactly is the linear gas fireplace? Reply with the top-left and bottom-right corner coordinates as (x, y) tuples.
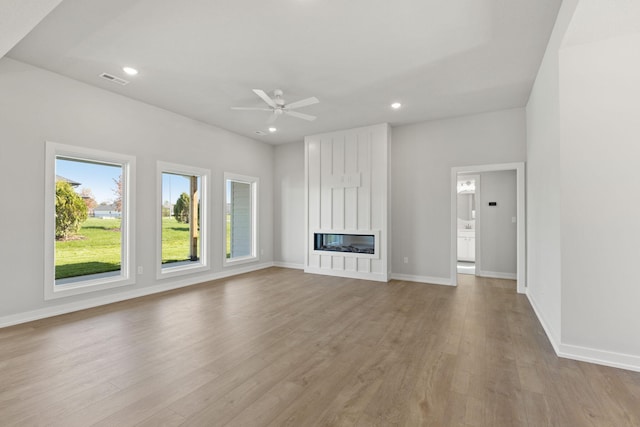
(313, 232), (376, 256)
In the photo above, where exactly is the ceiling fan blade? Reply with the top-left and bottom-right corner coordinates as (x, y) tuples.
(231, 107), (273, 111)
(286, 96), (319, 110)
(266, 113), (279, 124)
(285, 110), (316, 121)
(253, 89), (278, 108)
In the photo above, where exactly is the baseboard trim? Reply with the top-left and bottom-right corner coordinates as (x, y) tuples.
(526, 290), (640, 373)
(525, 291), (561, 354)
(559, 343), (640, 373)
(389, 273), (453, 287)
(0, 262), (275, 329)
(477, 270), (517, 280)
(273, 261), (304, 270)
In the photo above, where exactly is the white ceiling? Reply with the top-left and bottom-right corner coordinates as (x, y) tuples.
(0, 0), (63, 57)
(6, 0), (561, 144)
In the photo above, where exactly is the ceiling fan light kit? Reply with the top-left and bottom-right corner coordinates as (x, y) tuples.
(232, 89), (319, 124)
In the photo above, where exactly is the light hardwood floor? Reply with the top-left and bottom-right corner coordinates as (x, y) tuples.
(1, 268), (640, 426)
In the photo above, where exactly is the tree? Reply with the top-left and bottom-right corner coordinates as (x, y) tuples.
(174, 192), (190, 223)
(79, 187), (97, 214)
(112, 175), (123, 212)
(55, 181), (88, 239)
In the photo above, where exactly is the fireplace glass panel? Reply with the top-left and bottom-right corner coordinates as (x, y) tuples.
(314, 233), (375, 254)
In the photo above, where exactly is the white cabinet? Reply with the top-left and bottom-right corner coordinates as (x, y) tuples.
(457, 230), (475, 262)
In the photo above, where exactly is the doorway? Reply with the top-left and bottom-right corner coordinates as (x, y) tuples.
(450, 162), (526, 294)
(456, 174), (479, 275)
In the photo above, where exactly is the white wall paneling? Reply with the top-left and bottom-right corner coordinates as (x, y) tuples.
(305, 123), (390, 281)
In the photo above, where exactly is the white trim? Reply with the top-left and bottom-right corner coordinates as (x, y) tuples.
(1, 263), (274, 329)
(451, 162), (526, 293)
(156, 161), (211, 280)
(526, 290), (560, 353)
(304, 267), (388, 282)
(223, 172), (259, 266)
(558, 343), (640, 373)
(477, 270), (517, 280)
(273, 261), (304, 270)
(389, 273), (453, 287)
(45, 141), (136, 300)
(527, 290), (640, 373)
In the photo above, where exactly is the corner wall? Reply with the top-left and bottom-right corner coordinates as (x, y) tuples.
(560, 13), (640, 368)
(525, 0), (578, 346)
(527, 0), (640, 371)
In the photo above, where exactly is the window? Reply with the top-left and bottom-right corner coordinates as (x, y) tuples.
(157, 162), (209, 278)
(45, 142), (135, 299)
(224, 173), (258, 265)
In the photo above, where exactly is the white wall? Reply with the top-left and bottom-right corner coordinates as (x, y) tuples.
(0, 58), (274, 321)
(560, 20), (640, 360)
(274, 142), (305, 268)
(391, 108), (526, 283)
(526, 0), (640, 370)
(525, 0), (578, 349)
(478, 170), (517, 278)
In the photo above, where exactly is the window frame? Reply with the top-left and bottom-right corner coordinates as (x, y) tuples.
(223, 172), (259, 266)
(156, 161), (210, 279)
(44, 141), (136, 300)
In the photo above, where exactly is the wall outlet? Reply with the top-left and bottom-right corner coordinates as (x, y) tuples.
(512, 216), (517, 223)
(260, 248), (264, 256)
(137, 266), (143, 275)
(403, 257), (409, 264)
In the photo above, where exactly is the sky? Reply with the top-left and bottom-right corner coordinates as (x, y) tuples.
(56, 158), (121, 204)
(57, 158), (214, 206)
(162, 173), (193, 206)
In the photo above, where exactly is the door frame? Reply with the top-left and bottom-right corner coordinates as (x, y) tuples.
(450, 162), (526, 293)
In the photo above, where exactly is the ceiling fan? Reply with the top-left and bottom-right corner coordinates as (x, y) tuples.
(231, 89), (319, 124)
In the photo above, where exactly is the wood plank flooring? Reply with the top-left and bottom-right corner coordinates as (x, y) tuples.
(1, 268), (639, 426)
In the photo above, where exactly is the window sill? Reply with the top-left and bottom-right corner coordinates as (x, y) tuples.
(47, 272), (134, 300)
(158, 261), (209, 279)
(223, 255), (259, 267)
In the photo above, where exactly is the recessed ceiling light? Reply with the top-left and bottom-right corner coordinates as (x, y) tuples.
(268, 127), (277, 133)
(122, 66), (138, 76)
(391, 102), (402, 109)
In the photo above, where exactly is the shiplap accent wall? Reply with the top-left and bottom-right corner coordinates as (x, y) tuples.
(304, 123), (390, 281)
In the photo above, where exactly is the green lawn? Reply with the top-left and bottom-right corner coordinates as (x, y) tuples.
(56, 216), (202, 280)
(161, 216), (197, 264)
(55, 217), (122, 279)
(56, 216), (230, 280)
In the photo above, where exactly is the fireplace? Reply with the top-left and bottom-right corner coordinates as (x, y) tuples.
(314, 232), (375, 255)
(305, 123), (389, 281)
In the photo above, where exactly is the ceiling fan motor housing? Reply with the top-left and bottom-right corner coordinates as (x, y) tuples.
(274, 89), (285, 106)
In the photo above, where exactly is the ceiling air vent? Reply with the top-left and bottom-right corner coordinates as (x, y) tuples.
(99, 73), (129, 86)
